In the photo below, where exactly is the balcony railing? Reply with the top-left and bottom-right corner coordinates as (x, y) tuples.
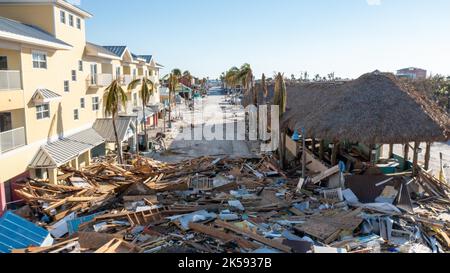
(0, 127), (26, 154)
(88, 74), (113, 87)
(0, 70), (22, 90)
(119, 75), (133, 86)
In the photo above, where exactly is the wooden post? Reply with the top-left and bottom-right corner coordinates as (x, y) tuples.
(311, 138), (316, 155)
(48, 168), (58, 185)
(302, 128), (306, 178)
(424, 142), (431, 170)
(403, 143), (410, 171)
(412, 142), (420, 176)
(331, 141), (339, 166)
(319, 140), (325, 161)
(388, 144), (394, 159)
(281, 131), (287, 168)
(278, 130), (285, 169)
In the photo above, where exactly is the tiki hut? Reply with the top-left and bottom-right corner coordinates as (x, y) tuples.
(280, 71), (450, 144)
(243, 71), (450, 172)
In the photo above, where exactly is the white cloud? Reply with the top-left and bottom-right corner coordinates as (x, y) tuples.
(367, 0), (382, 5)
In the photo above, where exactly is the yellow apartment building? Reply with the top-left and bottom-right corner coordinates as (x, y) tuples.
(0, 0), (162, 213)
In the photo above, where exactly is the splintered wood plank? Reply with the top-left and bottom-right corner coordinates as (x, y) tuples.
(215, 220), (292, 253)
(294, 210), (363, 242)
(189, 222), (258, 250)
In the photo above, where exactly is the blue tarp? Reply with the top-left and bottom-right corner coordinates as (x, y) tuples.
(0, 211), (53, 253)
(67, 213), (102, 235)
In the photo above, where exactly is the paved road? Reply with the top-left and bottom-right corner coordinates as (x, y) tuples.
(151, 87), (257, 163)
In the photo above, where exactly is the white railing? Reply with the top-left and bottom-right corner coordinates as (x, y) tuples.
(88, 74), (113, 87)
(0, 127), (26, 154)
(0, 70), (22, 90)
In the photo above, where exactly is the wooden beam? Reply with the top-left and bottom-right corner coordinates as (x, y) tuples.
(215, 220), (292, 253)
(331, 142), (340, 166)
(319, 140), (325, 161)
(403, 143), (410, 171)
(388, 144), (394, 159)
(311, 138), (317, 154)
(412, 142), (420, 177)
(424, 142), (431, 171)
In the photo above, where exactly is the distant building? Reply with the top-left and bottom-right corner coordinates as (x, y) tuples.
(396, 67), (427, 80)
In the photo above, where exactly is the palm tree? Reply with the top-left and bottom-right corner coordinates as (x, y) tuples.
(261, 73), (268, 104)
(274, 73), (287, 117)
(274, 73), (287, 168)
(236, 63), (253, 94)
(225, 67), (240, 91)
(182, 70), (193, 87)
(172, 68), (182, 78)
(128, 77), (154, 151)
(104, 79), (128, 165)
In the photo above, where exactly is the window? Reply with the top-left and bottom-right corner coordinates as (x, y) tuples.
(80, 98), (85, 109)
(73, 109), (79, 120)
(35, 168), (44, 179)
(90, 64), (98, 85)
(115, 67), (121, 79)
(76, 18), (81, 29)
(69, 14), (74, 27)
(36, 104), (50, 120)
(92, 97), (99, 111)
(64, 80), (69, 92)
(133, 69), (137, 79)
(78, 60), (83, 71)
(32, 51), (47, 69)
(0, 56), (7, 70)
(60, 10), (66, 24)
(71, 70), (77, 81)
(0, 112), (12, 131)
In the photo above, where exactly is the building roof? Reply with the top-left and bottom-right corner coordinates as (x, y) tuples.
(131, 53), (145, 62)
(31, 88), (62, 104)
(29, 128), (105, 169)
(92, 116), (136, 143)
(0, 211), (53, 253)
(138, 55), (153, 64)
(0, 16), (72, 49)
(246, 71), (450, 144)
(85, 42), (121, 60)
(397, 67), (427, 72)
(102, 46), (127, 58)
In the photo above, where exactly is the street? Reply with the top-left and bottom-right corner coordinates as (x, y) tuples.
(151, 87), (259, 162)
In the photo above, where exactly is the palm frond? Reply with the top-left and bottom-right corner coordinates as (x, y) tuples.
(128, 79), (141, 91)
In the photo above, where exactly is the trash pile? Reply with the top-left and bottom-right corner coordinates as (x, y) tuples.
(1, 155), (450, 254)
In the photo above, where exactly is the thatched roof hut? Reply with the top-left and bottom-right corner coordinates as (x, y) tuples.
(244, 71), (450, 144)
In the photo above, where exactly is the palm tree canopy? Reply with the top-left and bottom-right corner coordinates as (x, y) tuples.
(172, 68), (182, 77)
(128, 77), (154, 106)
(262, 73), (268, 98)
(274, 73), (287, 116)
(105, 79), (127, 117)
(168, 73), (179, 94)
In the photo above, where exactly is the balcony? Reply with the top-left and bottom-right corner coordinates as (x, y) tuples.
(0, 70), (22, 91)
(87, 74), (113, 87)
(0, 127), (26, 154)
(119, 75), (133, 86)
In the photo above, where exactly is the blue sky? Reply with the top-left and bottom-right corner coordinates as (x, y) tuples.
(77, 0), (450, 79)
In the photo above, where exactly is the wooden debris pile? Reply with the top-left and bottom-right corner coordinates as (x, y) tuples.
(4, 155), (450, 254)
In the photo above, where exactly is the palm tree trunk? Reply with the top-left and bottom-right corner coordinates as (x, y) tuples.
(142, 102), (148, 151)
(112, 115), (123, 165)
(168, 92), (172, 128)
